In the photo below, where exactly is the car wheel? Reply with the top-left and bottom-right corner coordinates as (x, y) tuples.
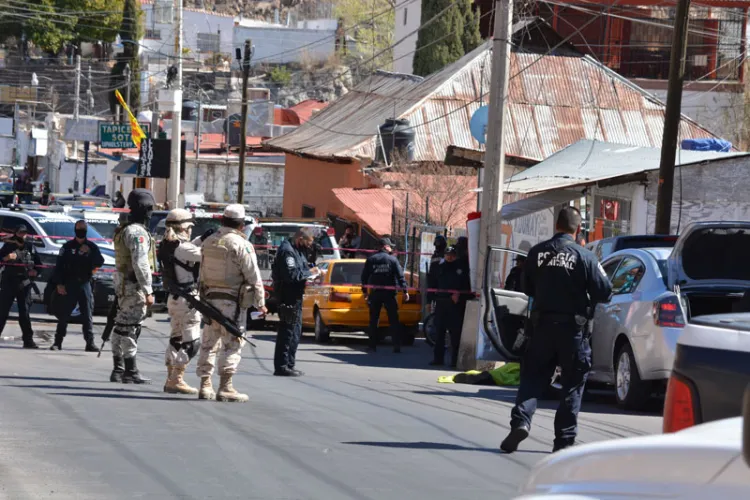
(615, 342), (651, 410)
(423, 313), (436, 347)
(314, 310), (330, 343)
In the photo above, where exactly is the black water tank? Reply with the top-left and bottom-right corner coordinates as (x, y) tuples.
(182, 100), (199, 121)
(376, 118), (416, 164)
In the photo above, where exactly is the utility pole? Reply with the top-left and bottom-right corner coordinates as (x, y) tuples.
(476, 0), (513, 290)
(87, 64), (94, 112)
(73, 54), (81, 161)
(124, 64), (131, 117)
(654, 0), (691, 235)
(237, 39), (252, 204)
(168, 0), (184, 208)
(196, 97), (202, 162)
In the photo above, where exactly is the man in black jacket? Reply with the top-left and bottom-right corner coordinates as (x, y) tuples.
(0, 225), (41, 348)
(272, 227), (318, 377)
(361, 237), (408, 353)
(50, 220), (105, 351)
(430, 246), (472, 367)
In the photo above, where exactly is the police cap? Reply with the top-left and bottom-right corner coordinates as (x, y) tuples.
(379, 237), (394, 248)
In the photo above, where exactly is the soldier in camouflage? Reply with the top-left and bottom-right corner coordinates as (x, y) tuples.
(111, 189), (157, 384)
(197, 204), (266, 402)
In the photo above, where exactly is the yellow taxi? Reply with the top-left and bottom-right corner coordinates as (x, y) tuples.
(302, 259), (422, 344)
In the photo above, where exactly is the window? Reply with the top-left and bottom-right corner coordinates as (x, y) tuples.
(601, 258), (622, 281)
(153, 1), (173, 23)
(302, 205), (316, 218)
(403, 7), (408, 25)
(0, 216), (38, 242)
(197, 33), (220, 53)
(329, 262), (365, 285)
(145, 29), (161, 40)
(610, 256), (646, 295)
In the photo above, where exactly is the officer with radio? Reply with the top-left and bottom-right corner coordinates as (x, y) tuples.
(0, 224), (41, 348)
(500, 207), (612, 454)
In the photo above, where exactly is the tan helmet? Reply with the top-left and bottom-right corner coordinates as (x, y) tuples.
(166, 208), (194, 226)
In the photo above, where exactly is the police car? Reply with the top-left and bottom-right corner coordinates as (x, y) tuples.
(0, 206), (117, 315)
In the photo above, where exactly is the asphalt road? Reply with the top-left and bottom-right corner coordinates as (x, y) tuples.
(0, 314), (664, 499)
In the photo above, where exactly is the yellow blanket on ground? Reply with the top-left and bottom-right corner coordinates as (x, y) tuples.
(437, 362), (521, 386)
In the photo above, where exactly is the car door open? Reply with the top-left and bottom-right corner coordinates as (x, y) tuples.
(482, 245), (529, 360)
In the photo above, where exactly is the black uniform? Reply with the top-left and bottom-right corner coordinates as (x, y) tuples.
(510, 233), (612, 450)
(361, 250), (408, 350)
(51, 238), (105, 348)
(0, 236), (41, 346)
(505, 263), (525, 293)
(431, 258), (472, 366)
(272, 239), (311, 373)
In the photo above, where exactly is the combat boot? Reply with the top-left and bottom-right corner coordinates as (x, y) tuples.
(216, 374), (249, 403)
(165, 366), (198, 395)
(198, 376), (216, 400)
(110, 356), (125, 383)
(122, 357), (151, 384)
(163, 366), (173, 392)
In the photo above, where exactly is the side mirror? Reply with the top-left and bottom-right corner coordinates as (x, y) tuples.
(743, 384), (750, 467)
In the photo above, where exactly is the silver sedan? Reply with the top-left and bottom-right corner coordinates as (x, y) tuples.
(589, 247), (683, 409)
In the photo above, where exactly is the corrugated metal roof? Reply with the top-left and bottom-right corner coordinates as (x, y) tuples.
(332, 188), (395, 236)
(504, 140), (750, 194)
(267, 25), (724, 163)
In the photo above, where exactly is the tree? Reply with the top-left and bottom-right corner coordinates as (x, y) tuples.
(1, 0), (75, 55)
(68, 0), (125, 45)
(334, 0), (394, 73)
(109, 0), (141, 115)
(461, 0), (482, 55)
(413, 0), (464, 76)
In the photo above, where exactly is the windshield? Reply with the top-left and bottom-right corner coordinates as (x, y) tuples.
(191, 217), (222, 240)
(85, 220), (118, 240)
(35, 218), (107, 245)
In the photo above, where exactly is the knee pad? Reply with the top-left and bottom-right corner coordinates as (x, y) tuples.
(182, 339), (200, 360)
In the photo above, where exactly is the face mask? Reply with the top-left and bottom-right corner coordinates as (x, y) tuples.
(75, 229), (87, 239)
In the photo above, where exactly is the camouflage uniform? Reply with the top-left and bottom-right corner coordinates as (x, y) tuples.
(112, 222), (155, 382)
(197, 214), (265, 402)
(165, 238), (202, 368)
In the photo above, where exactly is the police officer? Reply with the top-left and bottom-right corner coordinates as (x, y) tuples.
(50, 220), (105, 351)
(198, 204), (266, 400)
(361, 237), (408, 353)
(157, 208), (204, 395)
(504, 255), (526, 293)
(430, 246), (471, 367)
(111, 189), (157, 384)
(0, 225), (41, 348)
(500, 207), (612, 454)
(272, 227), (317, 377)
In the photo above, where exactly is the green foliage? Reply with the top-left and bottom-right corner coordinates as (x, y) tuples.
(68, 0), (125, 44)
(334, 0), (394, 72)
(269, 66), (292, 87)
(461, 0), (482, 54)
(413, 0), (483, 77)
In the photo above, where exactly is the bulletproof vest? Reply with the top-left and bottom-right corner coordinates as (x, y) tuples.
(200, 230), (245, 291)
(114, 222), (156, 278)
(157, 239), (198, 293)
(4, 239), (33, 278)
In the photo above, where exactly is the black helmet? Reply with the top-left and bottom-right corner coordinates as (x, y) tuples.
(127, 188), (156, 211)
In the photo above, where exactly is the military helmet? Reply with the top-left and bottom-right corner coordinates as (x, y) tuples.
(127, 188), (156, 211)
(166, 208), (194, 226)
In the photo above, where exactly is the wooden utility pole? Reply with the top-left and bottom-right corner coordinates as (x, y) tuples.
(476, 0), (513, 289)
(168, 0), (184, 208)
(237, 39), (252, 204)
(655, 0), (691, 234)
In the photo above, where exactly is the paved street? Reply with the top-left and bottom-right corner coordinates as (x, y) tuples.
(0, 313), (663, 499)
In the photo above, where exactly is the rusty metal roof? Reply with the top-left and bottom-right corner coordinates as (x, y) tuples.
(267, 35), (722, 163)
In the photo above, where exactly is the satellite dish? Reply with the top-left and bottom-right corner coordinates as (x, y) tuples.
(470, 106), (489, 145)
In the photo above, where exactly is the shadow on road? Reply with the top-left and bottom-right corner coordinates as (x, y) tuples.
(0, 375), (103, 383)
(412, 388), (663, 417)
(343, 440), (547, 454)
(4, 384), (155, 393)
(50, 392), (188, 401)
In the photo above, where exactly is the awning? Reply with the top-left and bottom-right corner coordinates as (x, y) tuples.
(112, 159), (138, 176)
(500, 190), (582, 221)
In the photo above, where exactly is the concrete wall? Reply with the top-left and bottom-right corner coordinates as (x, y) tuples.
(282, 154), (367, 217)
(649, 89), (737, 143)
(644, 156), (750, 233)
(186, 160), (285, 216)
(394, 0), (422, 74)
(141, 5), (235, 60)
(232, 25), (337, 65)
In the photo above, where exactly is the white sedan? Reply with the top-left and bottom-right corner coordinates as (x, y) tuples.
(515, 410), (750, 499)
